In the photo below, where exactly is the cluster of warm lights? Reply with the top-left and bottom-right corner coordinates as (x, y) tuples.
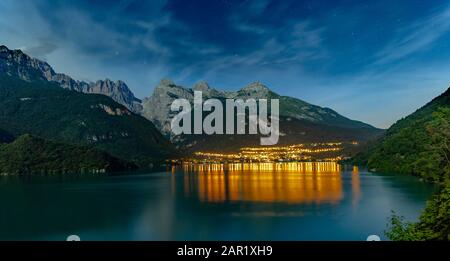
(192, 142), (357, 162)
(240, 142), (345, 151)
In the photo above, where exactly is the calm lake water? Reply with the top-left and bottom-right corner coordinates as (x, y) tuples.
(0, 162), (435, 240)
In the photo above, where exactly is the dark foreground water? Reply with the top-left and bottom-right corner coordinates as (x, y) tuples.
(0, 162), (435, 240)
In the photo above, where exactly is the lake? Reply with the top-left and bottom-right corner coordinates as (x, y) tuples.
(0, 162), (435, 240)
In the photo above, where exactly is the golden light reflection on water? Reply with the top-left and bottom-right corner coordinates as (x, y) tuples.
(352, 166), (361, 207)
(175, 162), (347, 204)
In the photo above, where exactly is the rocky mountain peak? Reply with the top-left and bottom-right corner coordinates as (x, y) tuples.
(0, 45), (55, 82)
(0, 45), (10, 52)
(192, 81), (210, 91)
(142, 79), (194, 136)
(159, 78), (176, 87)
(0, 45), (141, 113)
(140, 78), (378, 139)
(192, 81), (227, 98)
(237, 81), (275, 99)
(241, 81), (270, 91)
(101, 78), (113, 84)
(152, 79), (192, 99)
(0, 45), (20, 54)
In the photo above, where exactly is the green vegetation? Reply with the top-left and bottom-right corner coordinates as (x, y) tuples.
(353, 87), (450, 240)
(0, 74), (176, 167)
(357, 106), (450, 183)
(0, 134), (136, 175)
(279, 95), (376, 129)
(386, 183), (450, 240)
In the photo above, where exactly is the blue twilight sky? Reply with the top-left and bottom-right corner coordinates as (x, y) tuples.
(1, 0), (450, 128)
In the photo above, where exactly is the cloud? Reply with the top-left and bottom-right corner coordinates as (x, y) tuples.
(1, 0), (326, 85)
(189, 3), (327, 81)
(246, 0), (271, 15)
(374, 6), (450, 64)
(1, 0), (449, 129)
(25, 42), (58, 60)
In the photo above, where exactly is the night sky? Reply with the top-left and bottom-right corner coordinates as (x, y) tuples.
(1, 0), (450, 128)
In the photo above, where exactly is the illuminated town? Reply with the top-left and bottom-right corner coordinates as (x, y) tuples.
(187, 141), (358, 163)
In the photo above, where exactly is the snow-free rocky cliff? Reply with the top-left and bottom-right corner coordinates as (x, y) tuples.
(141, 79), (376, 138)
(0, 45), (142, 112)
(0, 44), (381, 151)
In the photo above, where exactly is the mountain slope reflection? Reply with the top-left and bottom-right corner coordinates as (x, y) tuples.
(177, 162), (348, 204)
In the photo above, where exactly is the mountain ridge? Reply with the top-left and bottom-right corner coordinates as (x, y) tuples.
(142, 79), (379, 137)
(1, 44), (382, 154)
(0, 74), (176, 166)
(1, 44), (378, 134)
(0, 45), (142, 112)
(141, 79), (383, 152)
(353, 86), (450, 183)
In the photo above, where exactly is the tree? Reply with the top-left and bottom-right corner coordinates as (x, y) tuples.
(386, 184), (450, 241)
